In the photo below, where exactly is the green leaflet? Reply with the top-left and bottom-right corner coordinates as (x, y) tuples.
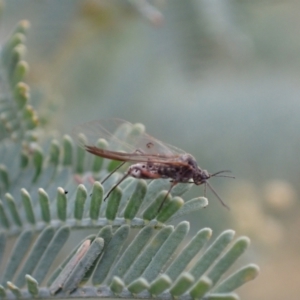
(0, 17), (259, 300)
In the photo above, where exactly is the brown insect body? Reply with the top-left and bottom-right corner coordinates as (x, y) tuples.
(128, 154), (209, 184)
(74, 119), (234, 209)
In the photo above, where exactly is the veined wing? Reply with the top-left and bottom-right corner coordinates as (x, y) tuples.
(72, 119), (188, 164)
(84, 145), (192, 166)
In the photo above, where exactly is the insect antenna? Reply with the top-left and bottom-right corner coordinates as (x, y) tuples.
(206, 181), (230, 210)
(213, 174), (235, 179)
(210, 170), (235, 179)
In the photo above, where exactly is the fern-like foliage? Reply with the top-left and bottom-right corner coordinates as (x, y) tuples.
(0, 20), (259, 300)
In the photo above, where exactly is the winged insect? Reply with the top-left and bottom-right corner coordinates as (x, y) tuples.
(73, 119), (234, 210)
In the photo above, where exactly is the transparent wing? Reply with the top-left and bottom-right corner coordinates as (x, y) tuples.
(72, 119), (188, 164)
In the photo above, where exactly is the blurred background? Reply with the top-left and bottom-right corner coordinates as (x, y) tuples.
(1, 0), (300, 299)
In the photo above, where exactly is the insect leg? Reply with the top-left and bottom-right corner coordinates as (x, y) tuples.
(157, 181), (178, 213)
(101, 161), (126, 184)
(104, 172), (130, 201)
(101, 149), (145, 184)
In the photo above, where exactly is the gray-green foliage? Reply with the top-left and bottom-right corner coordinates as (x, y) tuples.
(0, 20), (259, 300)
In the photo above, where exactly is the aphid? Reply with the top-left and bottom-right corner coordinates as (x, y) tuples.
(73, 119), (234, 210)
